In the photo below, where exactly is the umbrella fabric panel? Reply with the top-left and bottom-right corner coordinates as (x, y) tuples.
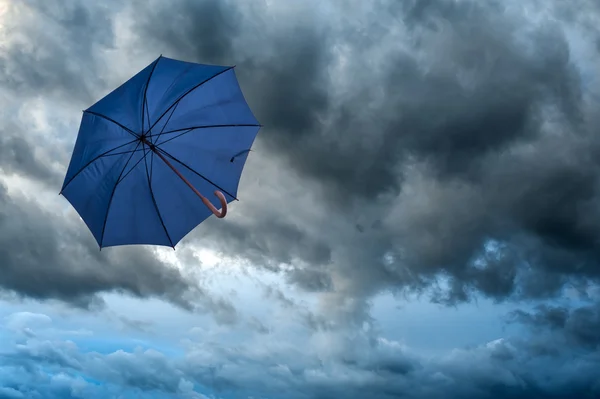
(136, 155), (219, 246)
(61, 115), (141, 245)
(62, 113), (138, 190)
(86, 61), (157, 134)
(98, 144), (177, 248)
(147, 67), (259, 139)
(143, 57), (231, 134)
(61, 145), (140, 246)
(155, 125), (260, 200)
(99, 136), (257, 248)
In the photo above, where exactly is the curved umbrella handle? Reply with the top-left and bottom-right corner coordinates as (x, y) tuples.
(145, 141), (229, 219)
(200, 190), (228, 218)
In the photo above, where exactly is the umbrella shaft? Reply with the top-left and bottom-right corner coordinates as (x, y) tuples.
(141, 138), (227, 218)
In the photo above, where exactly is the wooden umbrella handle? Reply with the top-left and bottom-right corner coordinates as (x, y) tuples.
(199, 190), (228, 218)
(144, 139), (228, 218)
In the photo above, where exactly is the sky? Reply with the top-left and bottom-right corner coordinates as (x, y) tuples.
(1, 0), (600, 398)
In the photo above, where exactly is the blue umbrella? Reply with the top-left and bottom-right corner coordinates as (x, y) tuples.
(60, 56), (261, 249)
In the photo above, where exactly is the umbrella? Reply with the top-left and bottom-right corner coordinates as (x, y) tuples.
(60, 55), (261, 249)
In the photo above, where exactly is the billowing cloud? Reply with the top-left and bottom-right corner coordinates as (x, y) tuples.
(1, 0), (600, 396)
(510, 300), (600, 349)
(119, 0), (600, 311)
(0, 181), (198, 310)
(0, 0), (118, 103)
(3, 0), (600, 312)
(0, 0), (243, 321)
(1, 310), (599, 399)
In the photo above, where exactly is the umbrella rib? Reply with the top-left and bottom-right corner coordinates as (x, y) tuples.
(146, 66), (235, 134)
(153, 146), (238, 201)
(153, 128), (193, 146)
(145, 98), (151, 134)
(144, 140), (228, 218)
(151, 102), (180, 145)
(142, 141), (174, 248)
(142, 56), (161, 134)
(150, 147), (155, 183)
(60, 138), (139, 194)
(103, 148), (146, 157)
(146, 62), (195, 139)
(99, 141), (143, 248)
(83, 110), (140, 138)
(147, 124), (261, 138)
(117, 147), (153, 184)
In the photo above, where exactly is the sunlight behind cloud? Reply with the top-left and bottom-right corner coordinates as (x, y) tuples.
(154, 246), (229, 272)
(0, 0), (9, 31)
(0, 174), (50, 203)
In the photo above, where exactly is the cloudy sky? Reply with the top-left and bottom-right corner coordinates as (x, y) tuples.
(1, 0), (600, 398)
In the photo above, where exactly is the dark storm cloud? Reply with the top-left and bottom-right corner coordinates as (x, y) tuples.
(0, 181), (203, 309)
(3, 0), (598, 317)
(2, 1), (600, 397)
(0, 0), (117, 103)
(131, 0), (241, 62)
(0, 171), (238, 321)
(510, 301), (600, 349)
(0, 133), (61, 189)
(131, 0), (336, 186)
(208, 216), (332, 271)
(287, 268), (333, 292)
(127, 0), (600, 309)
(0, 0), (244, 323)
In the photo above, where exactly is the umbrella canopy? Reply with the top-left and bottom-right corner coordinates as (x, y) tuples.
(60, 55), (261, 248)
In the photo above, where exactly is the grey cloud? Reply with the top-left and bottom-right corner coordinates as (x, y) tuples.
(0, 0), (117, 104)
(0, 181), (209, 312)
(510, 301), (600, 349)
(260, 284), (336, 331)
(209, 216), (332, 271)
(0, 0), (245, 322)
(3, 0), (600, 330)
(130, 0), (336, 189)
(2, 321), (600, 399)
(130, 0), (241, 63)
(247, 316), (270, 334)
(262, 284), (296, 309)
(0, 133), (61, 189)
(4, 6), (600, 399)
(122, 0), (600, 312)
(287, 268), (333, 293)
(206, 297), (238, 326)
(90, 350), (183, 394)
(114, 315), (154, 332)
